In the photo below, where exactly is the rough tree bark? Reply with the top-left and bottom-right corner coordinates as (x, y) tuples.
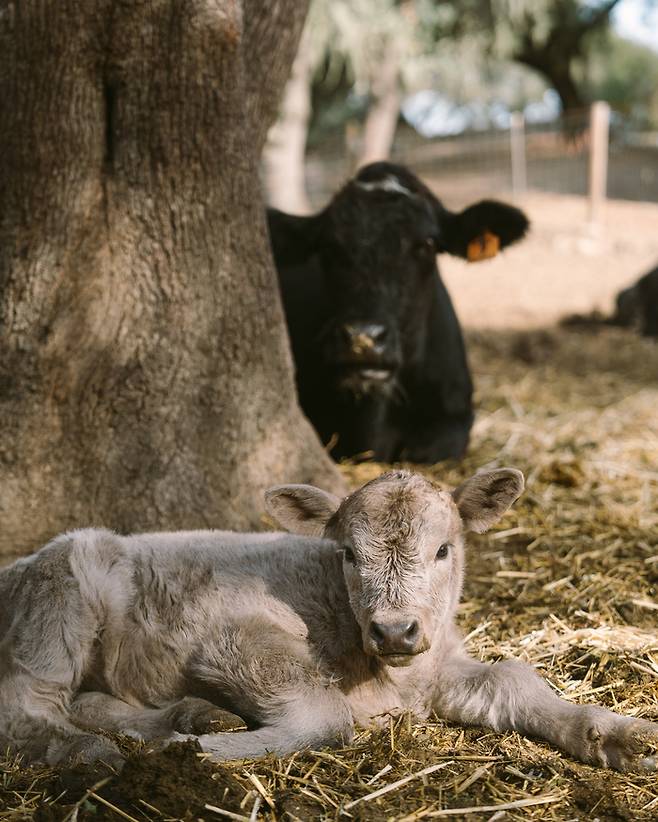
(263, 25), (313, 214)
(0, 0), (344, 563)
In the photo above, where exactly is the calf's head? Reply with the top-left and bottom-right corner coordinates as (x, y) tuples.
(265, 468), (523, 666)
(268, 162), (529, 395)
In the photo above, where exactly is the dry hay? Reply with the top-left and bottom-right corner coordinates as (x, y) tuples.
(2, 325), (657, 821)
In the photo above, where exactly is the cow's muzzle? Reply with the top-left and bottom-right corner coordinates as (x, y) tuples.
(330, 322), (400, 392)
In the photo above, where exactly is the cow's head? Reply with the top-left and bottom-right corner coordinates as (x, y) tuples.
(268, 162), (529, 395)
(265, 467), (524, 667)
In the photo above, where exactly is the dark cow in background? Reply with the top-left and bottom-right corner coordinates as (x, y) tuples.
(562, 263), (658, 338)
(609, 264), (658, 337)
(268, 162), (529, 463)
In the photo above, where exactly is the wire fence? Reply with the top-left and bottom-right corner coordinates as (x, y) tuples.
(305, 107), (658, 211)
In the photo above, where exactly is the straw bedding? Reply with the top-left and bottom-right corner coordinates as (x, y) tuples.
(2, 325), (656, 821)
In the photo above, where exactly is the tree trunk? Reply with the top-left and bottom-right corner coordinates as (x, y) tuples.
(359, 35), (402, 167)
(0, 0), (344, 563)
(263, 25), (313, 214)
(546, 68), (585, 116)
(516, 52), (586, 115)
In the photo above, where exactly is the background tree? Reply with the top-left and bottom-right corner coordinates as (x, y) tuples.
(586, 30), (658, 124)
(263, 24), (315, 214)
(490, 0), (624, 114)
(264, 0), (658, 213)
(420, 0), (658, 123)
(263, 0), (473, 208)
(263, 0), (412, 210)
(0, 0), (344, 563)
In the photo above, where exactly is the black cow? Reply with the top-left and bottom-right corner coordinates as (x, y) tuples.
(268, 162), (529, 463)
(609, 265), (658, 337)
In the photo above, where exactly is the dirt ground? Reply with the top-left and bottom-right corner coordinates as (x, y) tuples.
(2, 193), (658, 821)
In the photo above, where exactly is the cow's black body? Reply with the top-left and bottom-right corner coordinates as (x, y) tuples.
(610, 265), (658, 338)
(268, 163), (529, 463)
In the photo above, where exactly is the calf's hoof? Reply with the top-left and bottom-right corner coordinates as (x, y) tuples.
(169, 697), (245, 734)
(602, 718), (658, 772)
(581, 712), (658, 772)
(47, 734), (124, 770)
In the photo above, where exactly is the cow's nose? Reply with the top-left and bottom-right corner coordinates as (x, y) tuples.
(341, 323), (388, 355)
(369, 619), (420, 654)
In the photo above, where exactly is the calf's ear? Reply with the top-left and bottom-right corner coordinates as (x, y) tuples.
(452, 468), (524, 533)
(266, 208), (325, 267)
(441, 201), (529, 262)
(264, 484), (341, 537)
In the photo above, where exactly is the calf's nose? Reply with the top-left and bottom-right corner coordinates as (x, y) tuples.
(369, 618), (420, 654)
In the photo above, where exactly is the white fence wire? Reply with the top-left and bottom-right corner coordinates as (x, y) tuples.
(304, 104), (658, 212)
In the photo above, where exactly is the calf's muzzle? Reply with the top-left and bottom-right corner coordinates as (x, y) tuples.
(368, 617), (423, 657)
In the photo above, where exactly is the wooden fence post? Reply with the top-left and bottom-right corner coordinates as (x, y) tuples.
(510, 111), (527, 197)
(588, 101), (610, 224)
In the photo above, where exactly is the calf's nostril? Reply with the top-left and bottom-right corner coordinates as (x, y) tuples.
(404, 620), (420, 642)
(369, 621), (386, 646)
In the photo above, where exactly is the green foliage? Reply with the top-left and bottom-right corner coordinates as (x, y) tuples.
(307, 0), (420, 141)
(306, 0), (658, 134)
(307, 0), (407, 90)
(587, 31), (658, 123)
(306, 0), (527, 138)
(478, 1), (658, 115)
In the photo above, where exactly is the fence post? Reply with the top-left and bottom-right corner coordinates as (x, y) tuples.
(510, 112), (527, 197)
(588, 101), (610, 224)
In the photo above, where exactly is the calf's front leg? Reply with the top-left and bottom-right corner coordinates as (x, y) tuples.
(180, 617), (354, 761)
(177, 688), (354, 762)
(70, 693), (245, 739)
(434, 654), (657, 772)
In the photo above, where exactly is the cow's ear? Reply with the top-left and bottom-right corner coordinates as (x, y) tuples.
(266, 208), (325, 267)
(264, 484), (341, 537)
(452, 468), (524, 533)
(440, 201), (529, 262)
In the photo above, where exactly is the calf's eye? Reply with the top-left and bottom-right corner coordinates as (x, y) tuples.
(343, 546), (356, 565)
(436, 543), (451, 560)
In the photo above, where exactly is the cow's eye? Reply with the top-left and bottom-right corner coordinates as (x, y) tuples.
(343, 546), (356, 565)
(419, 237), (436, 254)
(436, 543), (451, 560)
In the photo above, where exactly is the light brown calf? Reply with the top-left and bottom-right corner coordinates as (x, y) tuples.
(0, 469), (656, 770)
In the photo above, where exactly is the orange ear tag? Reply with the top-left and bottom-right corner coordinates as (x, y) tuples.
(467, 230), (500, 262)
